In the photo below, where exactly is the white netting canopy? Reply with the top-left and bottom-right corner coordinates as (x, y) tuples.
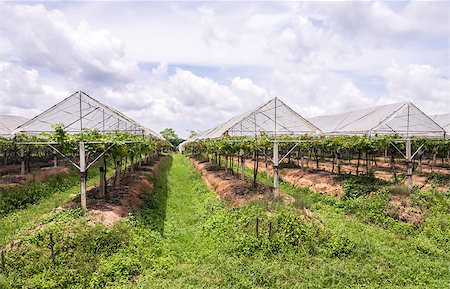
(186, 97), (321, 143)
(13, 91), (162, 140)
(430, 113), (450, 135)
(309, 102), (446, 138)
(0, 115), (29, 137)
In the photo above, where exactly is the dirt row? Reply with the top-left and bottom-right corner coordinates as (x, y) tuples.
(244, 159), (344, 197)
(190, 157), (295, 207)
(62, 157), (165, 227)
(243, 158), (425, 225)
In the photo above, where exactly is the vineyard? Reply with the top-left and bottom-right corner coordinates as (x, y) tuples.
(0, 94), (449, 287)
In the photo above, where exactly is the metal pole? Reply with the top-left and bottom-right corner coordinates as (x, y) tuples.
(273, 141), (279, 195)
(406, 103), (412, 187)
(79, 141), (87, 209)
(406, 138), (412, 187)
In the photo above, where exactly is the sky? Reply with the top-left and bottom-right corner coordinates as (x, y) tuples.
(0, 1), (448, 138)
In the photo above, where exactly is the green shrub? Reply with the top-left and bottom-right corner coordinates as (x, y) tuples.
(341, 174), (387, 200)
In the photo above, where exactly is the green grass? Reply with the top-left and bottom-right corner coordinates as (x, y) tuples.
(0, 154), (449, 288)
(0, 161), (116, 245)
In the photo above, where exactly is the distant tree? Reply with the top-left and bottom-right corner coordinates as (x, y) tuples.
(160, 128), (183, 147)
(188, 129), (199, 139)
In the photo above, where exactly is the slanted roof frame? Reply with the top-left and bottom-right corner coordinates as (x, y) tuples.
(196, 97), (321, 140)
(309, 101), (446, 138)
(0, 115), (29, 137)
(430, 113), (450, 135)
(13, 91), (148, 137)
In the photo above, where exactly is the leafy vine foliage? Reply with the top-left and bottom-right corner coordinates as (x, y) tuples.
(0, 123), (169, 167)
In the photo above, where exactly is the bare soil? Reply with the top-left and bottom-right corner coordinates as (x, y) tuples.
(190, 157), (294, 206)
(60, 157), (165, 227)
(387, 194), (424, 226)
(244, 159), (343, 197)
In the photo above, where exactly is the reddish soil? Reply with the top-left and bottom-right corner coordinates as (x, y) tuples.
(387, 194), (424, 226)
(61, 157), (164, 227)
(190, 158), (294, 206)
(244, 159), (343, 197)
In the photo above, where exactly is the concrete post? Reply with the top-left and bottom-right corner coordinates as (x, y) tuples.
(406, 138), (412, 187)
(79, 141), (87, 209)
(273, 142), (279, 195)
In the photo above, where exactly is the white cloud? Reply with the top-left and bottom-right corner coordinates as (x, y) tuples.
(379, 62), (450, 114)
(0, 61), (65, 115)
(0, 3), (139, 85)
(0, 1), (448, 138)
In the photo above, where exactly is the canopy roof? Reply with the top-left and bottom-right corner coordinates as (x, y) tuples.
(430, 113), (450, 134)
(309, 102), (446, 138)
(13, 91), (162, 140)
(186, 97), (321, 143)
(0, 115), (29, 137)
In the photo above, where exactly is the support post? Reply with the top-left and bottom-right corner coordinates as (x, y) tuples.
(406, 138), (412, 187)
(20, 148), (25, 175)
(79, 141), (87, 209)
(273, 141), (279, 195)
(115, 159), (121, 186)
(1, 249), (5, 271)
(99, 166), (106, 199)
(53, 154), (58, 167)
(138, 145), (142, 167)
(240, 149), (245, 179)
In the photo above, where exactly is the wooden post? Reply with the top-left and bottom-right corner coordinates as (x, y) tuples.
(273, 142), (279, 195)
(115, 159), (121, 186)
(1, 249), (5, 271)
(130, 155), (134, 173)
(49, 232), (55, 265)
(53, 154), (58, 167)
(20, 148), (25, 175)
(256, 216), (259, 238)
(337, 151), (342, 175)
(79, 141), (87, 209)
(100, 166), (106, 198)
(240, 149), (245, 180)
(138, 146), (142, 167)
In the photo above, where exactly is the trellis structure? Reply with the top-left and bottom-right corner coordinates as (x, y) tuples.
(183, 97), (322, 193)
(309, 101), (447, 185)
(12, 91), (163, 208)
(0, 115), (28, 138)
(430, 113), (450, 135)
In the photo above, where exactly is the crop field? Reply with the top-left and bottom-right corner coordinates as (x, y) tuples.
(0, 152), (448, 288)
(1, 1), (449, 288)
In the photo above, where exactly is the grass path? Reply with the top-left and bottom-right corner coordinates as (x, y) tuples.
(137, 154), (449, 288)
(137, 154), (222, 288)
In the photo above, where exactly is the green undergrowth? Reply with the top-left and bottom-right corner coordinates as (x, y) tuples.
(339, 172), (387, 200)
(1, 154), (449, 288)
(0, 161), (115, 245)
